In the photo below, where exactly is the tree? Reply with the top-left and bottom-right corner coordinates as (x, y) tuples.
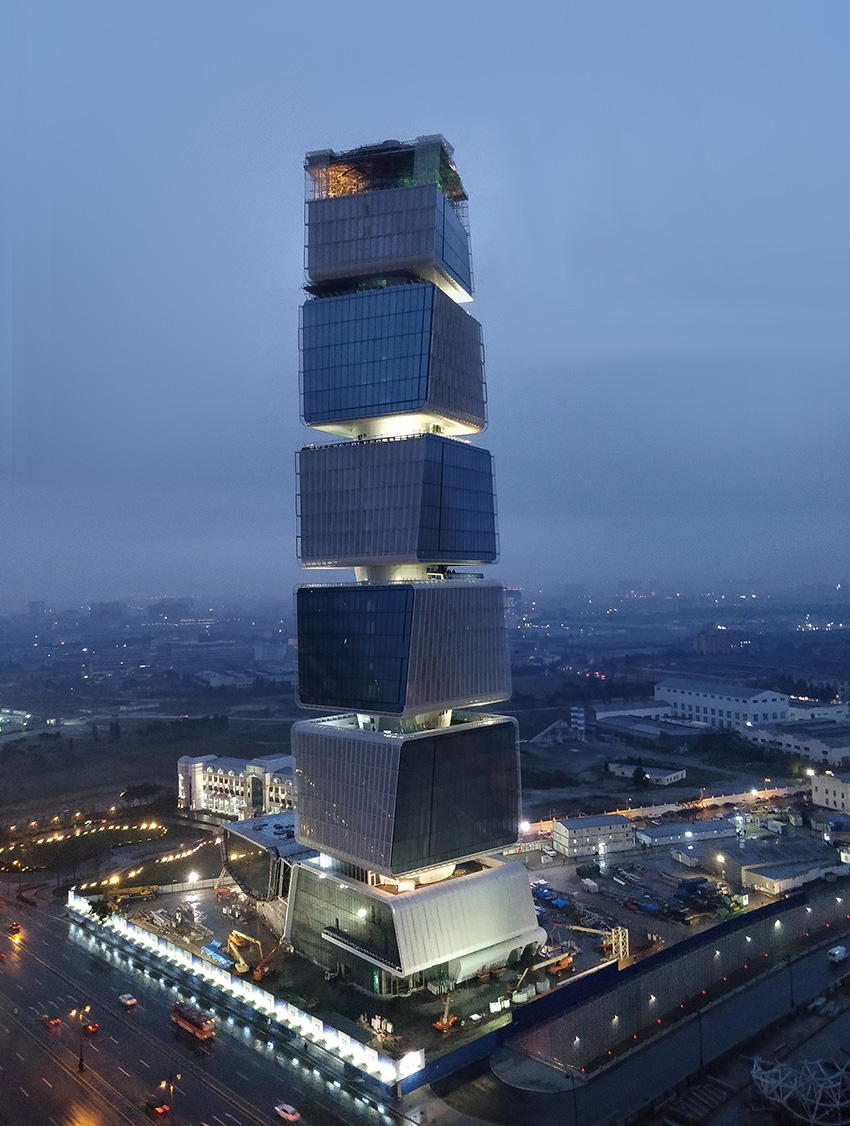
(87, 899), (112, 923)
(632, 766), (650, 789)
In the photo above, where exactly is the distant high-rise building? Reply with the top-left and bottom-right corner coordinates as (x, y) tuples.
(284, 136), (542, 995)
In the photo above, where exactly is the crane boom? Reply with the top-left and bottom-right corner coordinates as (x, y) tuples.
(550, 924), (629, 960)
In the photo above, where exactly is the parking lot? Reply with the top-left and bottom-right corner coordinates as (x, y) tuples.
(517, 844), (774, 973)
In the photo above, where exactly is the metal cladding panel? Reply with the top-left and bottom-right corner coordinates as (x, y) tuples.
(300, 283), (485, 432)
(296, 582), (511, 716)
(306, 184), (472, 299)
(297, 435), (497, 567)
(390, 860), (541, 977)
(292, 717), (520, 875)
(404, 583), (510, 713)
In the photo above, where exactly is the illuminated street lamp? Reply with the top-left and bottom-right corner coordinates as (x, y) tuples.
(69, 1004), (90, 1072)
(159, 1072), (181, 1123)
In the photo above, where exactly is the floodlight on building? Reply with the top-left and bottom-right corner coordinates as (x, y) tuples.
(519, 821), (530, 833)
(716, 854), (725, 863)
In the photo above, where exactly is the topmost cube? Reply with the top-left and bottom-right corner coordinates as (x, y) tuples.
(304, 135), (473, 304)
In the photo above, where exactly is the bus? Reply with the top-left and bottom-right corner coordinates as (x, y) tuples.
(171, 1001), (215, 1040)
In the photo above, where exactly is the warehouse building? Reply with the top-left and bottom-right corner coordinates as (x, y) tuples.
(636, 819), (737, 848)
(698, 838), (848, 896)
(655, 678), (789, 730)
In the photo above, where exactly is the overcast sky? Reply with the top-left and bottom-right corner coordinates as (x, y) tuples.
(3, 1), (849, 611)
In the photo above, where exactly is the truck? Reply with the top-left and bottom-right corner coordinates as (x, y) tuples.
(171, 1001), (216, 1040)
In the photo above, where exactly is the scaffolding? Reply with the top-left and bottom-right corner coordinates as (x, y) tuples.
(752, 1058), (850, 1125)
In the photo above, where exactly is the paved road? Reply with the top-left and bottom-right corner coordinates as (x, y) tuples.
(0, 896), (412, 1126)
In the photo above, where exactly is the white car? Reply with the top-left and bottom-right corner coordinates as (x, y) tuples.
(274, 1105), (301, 1122)
(118, 993), (137, 1008)
(828, 946), (848, 964)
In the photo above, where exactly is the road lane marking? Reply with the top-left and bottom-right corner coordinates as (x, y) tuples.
(118, 1067), (130, 1076)
(42, 1078), (52, 1088)
(225, 1116), (239, 1122)
(16, 1053), (24, 1062)
(237, 1071), (248, 1079)
(110, 1036), (119, 1043)
(88, 1044), (99, 1052)
(140, 1059), (150, 1067)
(19, 1088), (28, 1097)
(213, 1118), (226, 1125)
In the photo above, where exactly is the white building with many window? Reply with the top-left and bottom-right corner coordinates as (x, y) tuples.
(552, 814), (634, 859)
(655, 678), (789, 730)
(745, 723), (850, 770)
(811, 771), (850, 813)
(177, 754), (294, 819)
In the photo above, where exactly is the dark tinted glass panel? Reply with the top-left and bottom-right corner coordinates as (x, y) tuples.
(391, 721), (518, 872)
(434, 193), (473, 294)
(302, 286), (431, 423)
(297, 586), (413, 712)
(222, 830), (273, 900)
(288, 866), (400, 972)
(418, 437), (497, 562)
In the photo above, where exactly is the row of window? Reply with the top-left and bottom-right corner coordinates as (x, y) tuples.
(672, 702), (786, 721)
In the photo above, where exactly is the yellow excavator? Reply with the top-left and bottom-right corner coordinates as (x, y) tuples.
(226, 930), (261, 975)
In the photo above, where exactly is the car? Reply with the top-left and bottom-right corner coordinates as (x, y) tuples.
(828, 945), (848, 964)
(274, 1104), (301, 1122)
(84, 1021), (99, 1035)
(41, 1014), (61, 1028)
(7, 923), (20, 935)
(143, 1097), (170, 1117)
(118, 993), (137, 1008)
(0, 951), (6, 960)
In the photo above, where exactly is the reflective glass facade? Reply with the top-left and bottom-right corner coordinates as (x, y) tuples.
(293, 717), (519, 875)
(296, 583), (510, 715)
(306, 184), (473, 299)
(301, 282), (484, 432)
(297, 585), (412, 713)
(288, 865), (402, 978)
(298, 435), (497, 566)
(222, 829), (276, 900)
(288, 137), (535, 993)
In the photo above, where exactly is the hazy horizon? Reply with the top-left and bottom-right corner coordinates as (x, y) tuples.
(4, 2), (849, 611)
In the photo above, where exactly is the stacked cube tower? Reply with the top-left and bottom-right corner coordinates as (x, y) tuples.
(289, 136), (542, 996)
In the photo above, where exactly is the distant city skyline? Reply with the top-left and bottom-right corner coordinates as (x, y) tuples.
(5, 2), (849, 610)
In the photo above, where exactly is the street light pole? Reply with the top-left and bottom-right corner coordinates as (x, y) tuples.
(697, 1005), (704, 1071)
(160, 1072), (181, 1123)
(69, 1005), (90, 1072)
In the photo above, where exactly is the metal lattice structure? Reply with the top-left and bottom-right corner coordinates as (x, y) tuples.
(752, 1058), (850, 1125)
